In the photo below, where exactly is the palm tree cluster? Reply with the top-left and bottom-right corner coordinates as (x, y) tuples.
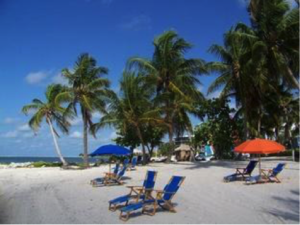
(22, 0), (299, 166)
(208, 0), (299, 142)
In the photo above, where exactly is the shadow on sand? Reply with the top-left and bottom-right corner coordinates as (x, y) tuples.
(264, 189), (300, 223)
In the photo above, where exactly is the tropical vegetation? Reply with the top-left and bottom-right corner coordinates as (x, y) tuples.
(22, 0), (299, 166)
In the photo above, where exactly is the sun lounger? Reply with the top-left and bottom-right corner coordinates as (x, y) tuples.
(90, 163), (120, 185)
(246, 163), (286, 184)
(91, 165), (127, 187)
(118, 175), (185, 221)
(128, 157), (137, 170)
(108, 170), (157, 211)
(224, 160), (258, 182)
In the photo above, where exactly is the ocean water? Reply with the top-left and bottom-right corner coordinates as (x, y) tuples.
(0, 157), (99, 164)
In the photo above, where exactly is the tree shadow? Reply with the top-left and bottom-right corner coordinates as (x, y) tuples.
(180, 160), (245, 170)
(264, 189), (300, 223)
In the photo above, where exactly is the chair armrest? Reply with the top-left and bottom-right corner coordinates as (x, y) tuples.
(260, 169), (272, 172)
(105, 172), (116, 175)
(126, 185), (144, 190)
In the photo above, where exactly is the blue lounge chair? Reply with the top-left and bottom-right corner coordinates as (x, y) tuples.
(123, 158), (130, 167)
(91, 165), (127, 187)
(119, 176), (185, 221)
(109, 170), (157, 211)
(246, 163), (286, 184)
(128, 157), (137, 170)
(90, 163), (120, 185)
(224, 160), (258, 182)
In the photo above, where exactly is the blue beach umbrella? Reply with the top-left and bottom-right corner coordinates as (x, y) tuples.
(90, 144), (131, 172)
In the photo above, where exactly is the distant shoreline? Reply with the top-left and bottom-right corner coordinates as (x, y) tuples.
(0, 156), (98, 164)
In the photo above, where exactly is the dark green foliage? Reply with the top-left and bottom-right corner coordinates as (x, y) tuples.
(194, 98), (243, 159)
(31, 161), (63, 167)
(157, 143), (175, 157)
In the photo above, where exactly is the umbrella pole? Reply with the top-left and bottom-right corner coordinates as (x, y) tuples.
(259, 154), (261, 177)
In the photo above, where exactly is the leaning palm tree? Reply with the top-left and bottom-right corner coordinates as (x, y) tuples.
(57, 53), (112, 168)
(22, 84), (71, 167)
(128, 30), (206, 162)
(93, 72), (162, 165)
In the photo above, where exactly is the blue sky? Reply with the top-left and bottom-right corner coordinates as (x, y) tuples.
(0, 0), (253, 157)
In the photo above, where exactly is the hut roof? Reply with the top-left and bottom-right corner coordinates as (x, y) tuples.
(175, 144), (192, 152)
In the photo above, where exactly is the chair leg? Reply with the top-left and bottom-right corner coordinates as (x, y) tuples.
(109, 203), (117, 212)
(142, 203), (156, 216)
(119, 211), (130, 221)
(165, 201), (176, 213)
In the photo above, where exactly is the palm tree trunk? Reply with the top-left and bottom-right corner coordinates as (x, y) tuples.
(287, 66), (300, 89)
(187, 130), (195, 162)
(257, 105), (263, 138)
(136, 126), (147, 165)
(145, 144), (153, 163)
(82, 112), (89, 168)
(47, 117), (68, 167)
(166, 127), (174, 163)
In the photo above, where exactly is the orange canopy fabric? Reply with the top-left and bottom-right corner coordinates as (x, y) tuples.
(234, 138), (285, 154)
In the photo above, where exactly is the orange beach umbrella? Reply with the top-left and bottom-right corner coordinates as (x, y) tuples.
(234, 138), (285, 175)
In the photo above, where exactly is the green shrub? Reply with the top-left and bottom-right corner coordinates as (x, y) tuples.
(31, 161), (62, 167)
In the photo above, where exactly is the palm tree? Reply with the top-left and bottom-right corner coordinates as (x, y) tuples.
(207, 27), (259, 139)
(248, 0), (299, 88)
(128, 30), (206, 162)
(22, 84), (71, 167)
(93, 72), (162, 165)
(57, 53), (112, 168)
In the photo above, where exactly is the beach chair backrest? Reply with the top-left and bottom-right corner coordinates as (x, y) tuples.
(162, 176), (185, 201)
(117, 165), (127, 178)
(123, 158), (130, 167)
(245, 160), (258, 174)
(113, 163), (120, 175)
(143, 170), (157, 190)
(131, 157), (137, 167)
(272, 163), (286, 176)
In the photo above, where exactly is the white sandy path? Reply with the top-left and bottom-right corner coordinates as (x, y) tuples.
(0, 159), (299, 224)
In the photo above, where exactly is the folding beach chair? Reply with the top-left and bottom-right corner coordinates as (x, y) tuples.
(224, 160), (258, 182)
(246, 163), (286, 184)
(91, 165), (127, 187)
(128, 157), (137, 170)
(90, 163), (120, 185)
(109, 170), (157, 211)
(118, 175), (185, 221)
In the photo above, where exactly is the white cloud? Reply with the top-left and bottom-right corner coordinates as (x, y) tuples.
(109, 131), (118, 140)
(3, 117), (19, 124)
(25, 71), (49, 85)
(52, 73), (68, 85)
(22, 132), (34, 138)
(2, 131), (18, 138)
(70, 118), (82, 126)
(18, 124), (31, 132)
(70, 131), (82, 138)
(92, 112), (102, 119)
(120, 15), (152, 31)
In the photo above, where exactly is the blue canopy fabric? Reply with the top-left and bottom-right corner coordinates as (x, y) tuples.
(90, 144), (131, 157)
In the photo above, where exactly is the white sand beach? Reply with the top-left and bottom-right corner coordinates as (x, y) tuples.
(0, 159), (299, 224)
